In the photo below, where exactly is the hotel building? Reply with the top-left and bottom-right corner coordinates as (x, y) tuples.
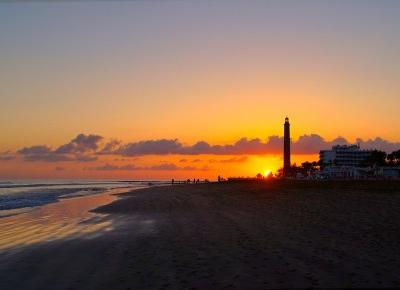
(319, 144), (372, 167)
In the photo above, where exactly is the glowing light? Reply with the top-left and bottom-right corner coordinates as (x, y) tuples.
(264, 169), (271, 177)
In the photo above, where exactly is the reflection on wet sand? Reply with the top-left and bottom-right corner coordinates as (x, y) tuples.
(0, 188), (131, 252)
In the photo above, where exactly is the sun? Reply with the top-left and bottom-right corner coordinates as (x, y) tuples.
(264, 169), (271, 177)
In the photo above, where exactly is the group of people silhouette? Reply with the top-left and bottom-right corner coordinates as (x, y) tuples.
(171, 178), (210, 184)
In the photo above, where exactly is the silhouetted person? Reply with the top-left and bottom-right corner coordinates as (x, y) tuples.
(218, 175), (221, 182)
(171, 179), (174, 185)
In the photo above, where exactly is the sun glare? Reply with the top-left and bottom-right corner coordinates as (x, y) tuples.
(264, 169), (271, 177)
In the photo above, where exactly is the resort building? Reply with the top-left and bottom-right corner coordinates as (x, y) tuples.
(319, 144), (372, 167)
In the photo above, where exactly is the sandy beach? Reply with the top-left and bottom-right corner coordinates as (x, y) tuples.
(1, 180), (400, 289)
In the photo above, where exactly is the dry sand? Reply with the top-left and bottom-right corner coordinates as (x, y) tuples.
(1, 180), (400, 289)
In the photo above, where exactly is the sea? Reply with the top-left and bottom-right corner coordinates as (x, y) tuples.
(0, 180), (170, 252)
(0, 179), (167, 218)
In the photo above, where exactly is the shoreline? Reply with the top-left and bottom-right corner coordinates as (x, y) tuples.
(0, 179), (154, 217)
(1, 180), (400, 289)
(0, 186), (142, 253)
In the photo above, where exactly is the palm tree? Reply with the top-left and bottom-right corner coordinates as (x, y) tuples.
(387, 153), (395, 166)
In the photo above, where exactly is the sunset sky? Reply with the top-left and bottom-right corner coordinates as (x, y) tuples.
(1, 0), (400, 179)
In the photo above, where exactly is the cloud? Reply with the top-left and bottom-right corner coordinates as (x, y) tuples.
(111, 135), (400, 155)
(0, 155), (16, 161)
(55, 134), (103, 154)
(18, 145), (52, 155)
(209, 156), (248, 163)
(106, 136), (303, 155)
(113, 157), (137, 162)
(149, 163), (181, 170)
(75, 155), (98, 162)
(17, 134), (101, 162)
(89, 163), (201, 171)
(292, 135), (400, 154)
(221, 156), (248, 163)
(18, 145), (72, 162)
(107, 137), (289, 155)
(0, 151), (16, 161)
(184, 141), (213, 154)
(355, 137), (400, 153)
(92, 164), (118, 171)
(12, 133), (400, 163)
(23, 154), (73, 162)
(55, 166), (65, 171)
(116, 139), (183, 156)
(99, 139), (122, 154)
(92, 163), (142, 171)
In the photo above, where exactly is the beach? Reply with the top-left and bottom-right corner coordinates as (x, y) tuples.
(1, 180), (400, 289)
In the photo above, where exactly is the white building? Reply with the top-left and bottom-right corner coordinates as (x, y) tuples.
(320, 144), (372, 167)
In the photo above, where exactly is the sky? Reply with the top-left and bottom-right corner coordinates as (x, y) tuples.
(0, 0), (399, 179)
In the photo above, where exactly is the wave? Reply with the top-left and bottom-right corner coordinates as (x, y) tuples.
(0, 180), (165, 214)
(0, 187), (106, 211)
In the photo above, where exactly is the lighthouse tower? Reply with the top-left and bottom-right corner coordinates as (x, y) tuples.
(283, 117), (291, 177)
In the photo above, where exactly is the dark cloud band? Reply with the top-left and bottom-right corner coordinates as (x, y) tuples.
(87, 163), (206, 171)
(13, 133), (400, 163)
(110, 135), (400, 156)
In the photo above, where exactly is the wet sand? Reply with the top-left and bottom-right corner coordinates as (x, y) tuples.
(1, 180), (400, 289)
(0, 188), (133, 253)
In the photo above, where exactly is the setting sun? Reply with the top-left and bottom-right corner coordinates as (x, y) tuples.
(1, 1), (400, 289)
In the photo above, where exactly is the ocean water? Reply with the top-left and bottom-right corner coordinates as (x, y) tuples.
(0, 180), (167, 217)
(0, 181), (167, 252)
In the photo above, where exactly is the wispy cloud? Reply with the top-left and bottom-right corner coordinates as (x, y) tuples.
(23, 154), (73, 162)
(0, 151), (16, 161)
(88, 163), (205, 171)
(209, 156), (249, 163)
(90, 164), (142, 171)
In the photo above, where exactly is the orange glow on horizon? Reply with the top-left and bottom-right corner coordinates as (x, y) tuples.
(1, 2), (400, 180)
(0, 153), (319, 180)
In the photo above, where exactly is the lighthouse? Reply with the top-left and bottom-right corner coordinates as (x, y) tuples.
(283, 117), (291, 177)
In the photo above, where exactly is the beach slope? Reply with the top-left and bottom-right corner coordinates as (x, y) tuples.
(1, 180), (400, 289)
